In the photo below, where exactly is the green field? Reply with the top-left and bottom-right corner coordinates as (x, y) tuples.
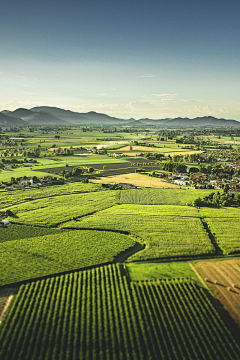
(64, 205), (215, 260)
(127, 262), (199, 281)
(0, 182), (103, 208)
(1, 126), (240, 360)
(117, 188), (218, 206)
(1, 264), (239, 360)
(0, 227), (137, 285)
(0, 224), (65, 243)
(0, 155), (127, 182)
(8, 191), (117, 227)
(200, 207), (240, 255)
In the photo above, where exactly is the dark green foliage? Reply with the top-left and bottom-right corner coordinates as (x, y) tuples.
(162, 162), (187, 173)
(71, 167), (83, 176)
(189, 167), (199, 173)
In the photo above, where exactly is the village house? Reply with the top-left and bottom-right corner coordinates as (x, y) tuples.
(0, 220), (10, 227)
(174, 179), (191, 186)
(9, 137), (24, 141)
(113, 153), (124, 157)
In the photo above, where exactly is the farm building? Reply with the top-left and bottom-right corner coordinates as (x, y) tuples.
(174, 180), (190, 186)
(9, 137), (24, 141)
(0, 220), (10, 226)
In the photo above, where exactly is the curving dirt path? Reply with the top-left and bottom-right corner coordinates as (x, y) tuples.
(0, 293), (14, 325)
(188, 262), (208, 289)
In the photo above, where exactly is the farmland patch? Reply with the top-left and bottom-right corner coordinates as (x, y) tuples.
(118, 188), (218, 205)
(126, 261), (199, 282)
(0, 264), (239, 360)
(193, 259), (240, 327)
(0, 230), (137, 286)
(92, 173), (180, 188)
(64, 205), (215, 260)
(200, 208), (240, 254)
(8, 191), (116, 227)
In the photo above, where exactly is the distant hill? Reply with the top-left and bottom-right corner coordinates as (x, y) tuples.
(2, 108), (68, 125)
(30, 106), (129, 125)
(1, 106), (240, 127)
(10, 108), (35, 118)
(26, 112), (68, 125)
(165, 116), (240, 127)
(0, 112), (26, 126)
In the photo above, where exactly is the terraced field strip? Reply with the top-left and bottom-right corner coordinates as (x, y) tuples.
(194, 259), (240, 327)
(0, 264), (239, 360)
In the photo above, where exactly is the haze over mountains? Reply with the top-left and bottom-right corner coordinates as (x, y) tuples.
(1, 106), (240, 127)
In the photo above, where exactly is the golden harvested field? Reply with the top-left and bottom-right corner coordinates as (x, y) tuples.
(193, 259), (240, 327)
(118, 145), (202, 156)
(91, 172), (180, 188)
(167, 150), (203, 156)
(119, 145), (172, 152)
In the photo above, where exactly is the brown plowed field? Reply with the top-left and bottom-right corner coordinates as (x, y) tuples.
(194, 259), (240, 327)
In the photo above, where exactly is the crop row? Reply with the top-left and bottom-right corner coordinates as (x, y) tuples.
(1, 264), (239, 360)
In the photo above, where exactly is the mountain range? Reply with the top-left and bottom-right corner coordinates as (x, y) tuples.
(1, 106), (240, 127)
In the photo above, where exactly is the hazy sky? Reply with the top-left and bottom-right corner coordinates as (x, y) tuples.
(1, 0), (240, 119)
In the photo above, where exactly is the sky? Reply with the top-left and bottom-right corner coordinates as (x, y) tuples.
(0, 0), (240, 120)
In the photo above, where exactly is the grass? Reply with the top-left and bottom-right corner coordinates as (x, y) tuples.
(0, 168), (56, 182)
(8, 191), (117, 227)
(0, 224), (65, 243)
(126, 261), (199, 281)
(0, 182), (103, 208)
(0, 229), (136, 285)
(0, 155), (128, 182)
(200, 207), (240, 255)
(118, 188), (218, 205)
(64, 204), (215, 260)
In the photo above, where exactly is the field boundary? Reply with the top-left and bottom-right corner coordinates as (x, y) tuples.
(200, 217), (223, 255)
(188, 262), (208, 289)
(0, 293), (14, 325)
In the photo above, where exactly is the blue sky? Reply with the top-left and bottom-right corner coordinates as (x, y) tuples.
(1, 0), (240, 119)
